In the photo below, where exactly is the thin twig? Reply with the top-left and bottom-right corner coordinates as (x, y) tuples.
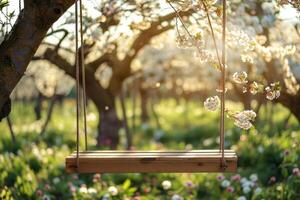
(201, 1), (223, 70)
(167, 1), (202, 54)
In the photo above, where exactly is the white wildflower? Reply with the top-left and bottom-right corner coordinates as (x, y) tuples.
(221, 180), (231, 188)
(242, 180), (253, 188)
(240, 177), (248, 184)
(79, 186), (88, 193)
(250, 174), (258, 182)
(52, 177), (60, 184)
(108, 186), (118, 196)
(171, 194), (184, 200)
(88, 188), (97, 194)
(255, 187), (262, 194)
(162, 180), (172, 190)
(258, 146), (264, 153)
(102, 194), (110, 200)
(204, 96), (220, 111)
(237, 196), (247, 200)
(42, 195), (51, 200)
(243, 186), (251, 194)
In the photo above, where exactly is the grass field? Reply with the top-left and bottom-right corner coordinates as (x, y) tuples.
(0, 99), (299, 199)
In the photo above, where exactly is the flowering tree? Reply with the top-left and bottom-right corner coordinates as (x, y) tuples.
(38, 1), (194, 148)
(168, 0), (300, 130)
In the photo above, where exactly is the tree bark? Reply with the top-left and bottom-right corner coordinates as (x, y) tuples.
(34, 92), (43, 120)
(39, 94), (58, 136)
(44, 48), (122, 148)
(277, 92), (300, 123)
(131, 88), (137, 135)
(140, 88), (149, 123)
(0, 0), (75, 121)
(150, 96), (161, 129)
(96, 101), (121, 149)
(6, 116), (16, 143)
(119, 92), (132, 149)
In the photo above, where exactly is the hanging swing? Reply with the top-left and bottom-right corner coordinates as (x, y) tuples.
(66, 0), (237, 173)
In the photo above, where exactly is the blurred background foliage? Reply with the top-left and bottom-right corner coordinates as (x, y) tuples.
(0, 0), (300, 199)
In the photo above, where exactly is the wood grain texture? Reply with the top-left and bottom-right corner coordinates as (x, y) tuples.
(66, 150), (238, 173)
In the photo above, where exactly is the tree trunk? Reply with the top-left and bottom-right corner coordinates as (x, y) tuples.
(119, 92), (132, 149)
(150, 97), (161, 129)
(283, 112), (292, 129)
(6, 116), (16, 143)
(140, 88), (149, 123)
(232, 83), (252, 110)
(0, 0), (75, 121)
(96, 103), (121, 149)
(44, 48), (123, 148)
(277, 92), (300, 123)
(242, 96), (252, 110)
(34, 92), (43, 120)
(131, 89), (137, 135)
(40, 94), (58, 136)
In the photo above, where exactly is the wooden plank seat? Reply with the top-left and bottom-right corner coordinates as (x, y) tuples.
(66, 150), (237, 173)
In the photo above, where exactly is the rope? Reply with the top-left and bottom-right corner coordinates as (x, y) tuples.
(202, 2), (222, 71)
(201, 0), (227, 170)
(75, 0), (80, 169)
(79, 0), (88, 151)
(220, 0), (227, 170)
(75, 0), (88, 169)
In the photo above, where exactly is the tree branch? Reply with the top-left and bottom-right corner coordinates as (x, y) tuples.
(0, 0), (75, 121)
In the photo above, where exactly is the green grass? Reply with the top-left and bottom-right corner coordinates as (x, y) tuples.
(0, 99), (299, 199)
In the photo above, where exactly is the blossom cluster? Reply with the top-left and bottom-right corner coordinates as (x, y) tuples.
(169, 0), (218, 11)
(232, 71), (281, 100)
(232, 110), (257, 130)
(204, 96), (220, 111)
(217, 173), (262, 199)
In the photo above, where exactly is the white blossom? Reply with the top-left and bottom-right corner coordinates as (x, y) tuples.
(233, 71), (248, 84)
(233, 110), (256, 130)
(265, 86), (280, 100)
(241, 54), (254, 64)
(204, 96), (220, 111)
(249, 81), (259, 95)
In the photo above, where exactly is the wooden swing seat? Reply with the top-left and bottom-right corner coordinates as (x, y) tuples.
(65, 150), (237, 173)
